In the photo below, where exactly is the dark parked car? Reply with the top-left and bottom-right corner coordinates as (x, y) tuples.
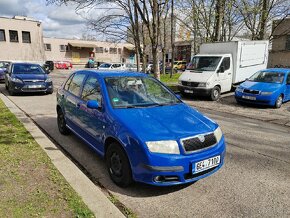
(44, 60), (54, 71)
(5, 62), (53, 95)
(0, 61), (11, 82)
(56, 70), (226, 187)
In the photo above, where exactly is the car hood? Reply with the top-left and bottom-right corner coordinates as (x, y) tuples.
(240, 81), (282, 92)
(13, 74), (47, 81)
(179, 70), (215, 83)
(113, 103), (217, 142)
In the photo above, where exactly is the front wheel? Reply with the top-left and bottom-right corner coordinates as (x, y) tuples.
(274, 95), (283, 108)
(106, 143), (133, 187)
(210, 86), (221, 101)
(8, 83), (15, 96)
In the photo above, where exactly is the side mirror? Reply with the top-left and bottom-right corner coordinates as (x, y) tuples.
(219, 66), (225, 73)
(87, 100), (100, 109)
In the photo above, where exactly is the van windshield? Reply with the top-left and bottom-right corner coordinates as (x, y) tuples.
(188, 56), (221, 71)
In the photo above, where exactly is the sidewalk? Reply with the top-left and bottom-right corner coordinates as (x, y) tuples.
(0, 93), (124, 218)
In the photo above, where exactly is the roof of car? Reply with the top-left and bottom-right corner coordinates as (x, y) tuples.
(76, 69), (149, 78)
(263, 68), (290, 73)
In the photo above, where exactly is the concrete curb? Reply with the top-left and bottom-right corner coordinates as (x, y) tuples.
(0, 93), (124, 218)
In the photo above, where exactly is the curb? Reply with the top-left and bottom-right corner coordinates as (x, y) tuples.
(0, 93), (125, 218)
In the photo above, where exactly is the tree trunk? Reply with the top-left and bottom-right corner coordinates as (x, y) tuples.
(170, 0), (175, 78)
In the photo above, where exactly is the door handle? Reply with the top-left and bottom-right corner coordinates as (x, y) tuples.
(228, 73), (232, 75)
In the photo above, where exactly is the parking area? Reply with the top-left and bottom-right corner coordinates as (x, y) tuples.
(1, 69), (290, 217)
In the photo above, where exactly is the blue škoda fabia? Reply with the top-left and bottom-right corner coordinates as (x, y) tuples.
(235, 68), (290, 108)
(56, 70), (226, 187)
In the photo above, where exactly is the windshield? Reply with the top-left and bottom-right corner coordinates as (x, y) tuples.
(12, 63), (45, 74)
(99, 63), (112, 68)
(248, 71), (285, 83)
(187, 56), (221, 71)
(105, 76), (181, 108)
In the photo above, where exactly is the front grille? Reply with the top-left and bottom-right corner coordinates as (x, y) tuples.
(243, 89), (260, 95)
(181, 133), (217, 153)
(23, 80), (44, 83)
(181, 81), (199, 87)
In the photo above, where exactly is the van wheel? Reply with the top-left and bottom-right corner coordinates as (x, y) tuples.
(210, 86), (221, 101)
(106, 142), (133, 187)
(57, 109), (70, 135)
(274, 95), (283, 108)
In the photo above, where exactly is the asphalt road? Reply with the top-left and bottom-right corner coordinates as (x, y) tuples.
(1, 70), (290, 217)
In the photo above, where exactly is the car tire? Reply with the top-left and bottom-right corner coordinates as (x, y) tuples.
(57, 109), (70, 135)
(5, 83), (8, 90)
(210, 86), (221, 101)
(106, 142), (133, 187)
(274, 95), (283, 108)
(8, 83), (15, 96)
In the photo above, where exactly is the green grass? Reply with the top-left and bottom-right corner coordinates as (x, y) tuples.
(160, 73), (181, 84)
(0, 99), (94, 218)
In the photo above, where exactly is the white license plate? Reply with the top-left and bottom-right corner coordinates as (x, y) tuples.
(184, 90), (193, 94)
(193, 155), (220, 174)
(242, 95), (256, 100)
(28, 85), (42, 88)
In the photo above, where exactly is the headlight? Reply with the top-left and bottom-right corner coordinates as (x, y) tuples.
(11, 77), (23, 83)
(45, 77), (52, 83)
(213, 126), (223, 142)
(146, 140), (180, 154)
(198, 82), (206, 87)
(260, 91), (272, 95)
(236, 87), (243, 93)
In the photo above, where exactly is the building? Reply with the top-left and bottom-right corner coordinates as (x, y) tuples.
(0, 16), (45, 62)
(0, 16), (136, 65)
(43, 37), (135, 65)
(268, 17), (290, 68)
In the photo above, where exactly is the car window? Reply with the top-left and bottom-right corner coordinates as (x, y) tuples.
(12, 63), (45, 74)
(113, 64), (121, 68)
(64, 74), (74, 90)
(221, 57), (230, 71)
(81, 76), (102, 102)
(287, 74), (290, 84)
(100, 63), (111, 68)
(67, 73), (86, 96)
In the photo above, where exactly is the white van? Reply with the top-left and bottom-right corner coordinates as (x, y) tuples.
(178, 40), (269, 100)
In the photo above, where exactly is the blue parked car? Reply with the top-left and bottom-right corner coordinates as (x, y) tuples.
(5, 62), (53, 95)
(57, 70), (226, 187)
(235, 68), (290, 108)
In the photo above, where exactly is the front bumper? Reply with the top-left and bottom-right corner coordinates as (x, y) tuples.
(178, 85), (212, 96)
(132, 138), (226, 186)
(235, 91), (276, 106)
(10, 81), (53, 93)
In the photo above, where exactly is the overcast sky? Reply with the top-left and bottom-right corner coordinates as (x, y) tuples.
(0, 0), (89, 39)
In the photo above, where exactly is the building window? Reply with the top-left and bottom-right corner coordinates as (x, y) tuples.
(22, 31), (31, 43)
(95, 47), (103, 53)
(286, 35), (290, 51)
(118, 48), (122, 54)
(45, 43), (51, 51)
(104, 48), (108, 53)
(109, 48), (117, 54)
(60, 45), (68, 52)
(9, 30), (18, 42)
(0, 29), (6, 41)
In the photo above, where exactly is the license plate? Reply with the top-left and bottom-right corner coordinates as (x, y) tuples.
(28, 85), (42, 88)
(184, 90), (193, 94)
(193, 155), (220, 174)
(242, 95), (256, 100)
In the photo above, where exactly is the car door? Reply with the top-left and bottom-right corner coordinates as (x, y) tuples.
(217, 56), (232, 92)
(62, 72), (87, 132)
(286, 73), (290, 100)
(78, 75), (106, 152)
